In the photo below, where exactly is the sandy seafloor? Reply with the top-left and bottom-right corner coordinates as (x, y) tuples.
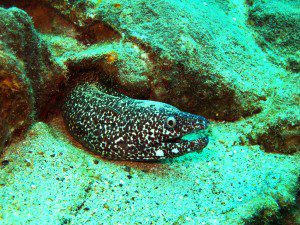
(0, 0), (299, 224)
(1, 119), (299, 225)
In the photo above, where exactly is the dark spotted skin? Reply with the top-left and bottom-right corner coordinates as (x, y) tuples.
(62, 83), (209, 161)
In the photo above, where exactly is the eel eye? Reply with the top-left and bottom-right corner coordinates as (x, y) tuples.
(166, 116), (176, 128)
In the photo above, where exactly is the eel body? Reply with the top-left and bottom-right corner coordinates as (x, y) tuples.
(62, 83), (209, 161)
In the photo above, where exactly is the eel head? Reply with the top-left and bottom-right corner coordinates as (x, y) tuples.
(117, 100), (209, 161)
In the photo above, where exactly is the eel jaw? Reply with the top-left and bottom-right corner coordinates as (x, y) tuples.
(125, 129), (209, 161)
(158, 128), (209, 158)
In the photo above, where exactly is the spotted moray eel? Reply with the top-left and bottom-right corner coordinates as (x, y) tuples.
(62, 83), (209, 161)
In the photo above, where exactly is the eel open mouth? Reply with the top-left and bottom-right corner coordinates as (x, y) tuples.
(165, 129), (209, 143)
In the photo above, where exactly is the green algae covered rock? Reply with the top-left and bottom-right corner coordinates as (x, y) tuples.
(17, 0), (272, 120)
(4, 0), (296, 122)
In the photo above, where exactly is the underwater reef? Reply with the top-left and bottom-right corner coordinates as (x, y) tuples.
(0, 0), (299, 224)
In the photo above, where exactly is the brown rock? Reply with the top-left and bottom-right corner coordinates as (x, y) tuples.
(0, 7), (66, 137)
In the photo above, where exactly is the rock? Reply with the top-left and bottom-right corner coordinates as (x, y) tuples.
(8, 0), (278, 121)
(249, 107), (300, 154)
(0, 7), (66, 136)
(257, 122), (300, 154)
(0, 38), (33, 133)
(84, 0), (276, 121)
(248, 0), (300, 72)
(0, 120), (10, 155)
(63, 41), (151, 98)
